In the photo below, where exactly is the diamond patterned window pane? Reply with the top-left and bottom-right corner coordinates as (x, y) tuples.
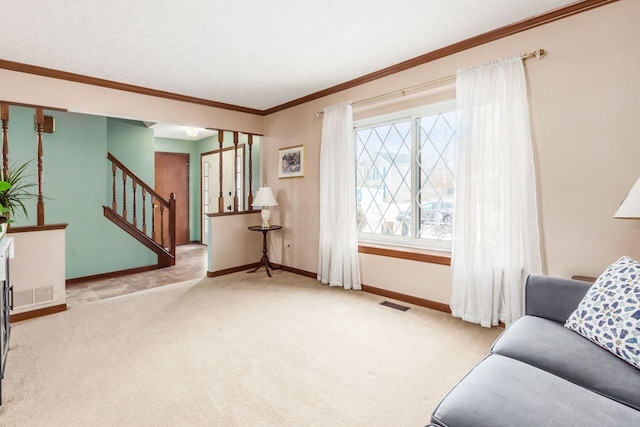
(356, 105), (458, 246)
(416, 111), (457, 241)
(356, 120), (411, 236)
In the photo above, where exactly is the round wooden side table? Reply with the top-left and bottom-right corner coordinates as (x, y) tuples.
(248, 225), (282, 277)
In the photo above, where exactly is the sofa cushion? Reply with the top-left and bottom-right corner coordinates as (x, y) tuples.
(564, 256), (640, 370)
(430, 354), (640, 427)
(491, 315), (640, 410)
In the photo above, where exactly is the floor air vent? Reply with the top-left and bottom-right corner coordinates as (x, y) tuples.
(380, 301), (410, 311)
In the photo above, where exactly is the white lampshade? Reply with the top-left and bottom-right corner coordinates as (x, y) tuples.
(614, 177), (640, 218)
(252, 186), (278, 228)
(253, 186), (278, 207)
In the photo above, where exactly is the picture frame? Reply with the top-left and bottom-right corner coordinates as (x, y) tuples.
(278, 145), (305, 179)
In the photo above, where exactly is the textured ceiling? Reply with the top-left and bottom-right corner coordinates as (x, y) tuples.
(2, 0), (578, 112)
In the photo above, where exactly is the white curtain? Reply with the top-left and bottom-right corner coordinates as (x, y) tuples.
(451, 56), (542, 327)
(318, 103), (361, 290)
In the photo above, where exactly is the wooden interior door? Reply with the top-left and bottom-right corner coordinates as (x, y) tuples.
(155, 152), (190, 246)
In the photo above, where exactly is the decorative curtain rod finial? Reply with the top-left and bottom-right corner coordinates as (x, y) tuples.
(522, 49), (546, 60)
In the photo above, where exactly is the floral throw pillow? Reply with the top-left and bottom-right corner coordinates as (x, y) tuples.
(565, 256), (640, 369)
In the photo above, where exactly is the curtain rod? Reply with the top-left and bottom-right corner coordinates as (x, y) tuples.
(314, 48), (546, 117)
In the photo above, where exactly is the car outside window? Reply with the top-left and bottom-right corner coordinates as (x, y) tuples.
(355, 100), (457, 250)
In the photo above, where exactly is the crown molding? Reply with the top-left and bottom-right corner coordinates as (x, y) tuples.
(0, 0), (618, 117)
(263, 0), (618, 114)
(0, 59), (263, 116)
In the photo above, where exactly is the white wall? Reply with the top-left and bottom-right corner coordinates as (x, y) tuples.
(9, 229), (66, 314)
(207, 213), (264, 273)
(263, 1), (640, 304)
(0, 70), (264, 135)
(2, 2), (638, 307)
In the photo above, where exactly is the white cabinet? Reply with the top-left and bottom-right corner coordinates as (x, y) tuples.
(9, 229), (65, 315)
(0, 236), (14, 405)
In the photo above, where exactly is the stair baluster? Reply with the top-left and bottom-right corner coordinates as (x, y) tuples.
(132, 181), (137, 228)
(151, 199), (156, 242)
(112, 163), (117, 211)
(104, 152), (175, 267)
(159, 203), (165, 248)
(122, 172), (127, 220)
(142, 189), (147, 234)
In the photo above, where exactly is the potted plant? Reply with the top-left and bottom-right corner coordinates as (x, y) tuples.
(0, 180), (11, 238)
(0, 160), (38, 231)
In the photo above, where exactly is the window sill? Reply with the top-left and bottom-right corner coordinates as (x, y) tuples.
(358, 243), (451, 266)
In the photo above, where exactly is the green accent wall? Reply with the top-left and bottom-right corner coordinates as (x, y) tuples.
(6, 107), (156, 279)
(107, 118), (155, 184)
(4, 108), (261, 278)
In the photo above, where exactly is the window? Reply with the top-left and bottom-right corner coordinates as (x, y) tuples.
(355, 100), (458, 250)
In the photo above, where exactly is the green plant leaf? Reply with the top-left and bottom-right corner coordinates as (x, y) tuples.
(0, 160), (38, 220)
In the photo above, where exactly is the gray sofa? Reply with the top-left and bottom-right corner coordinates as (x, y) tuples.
(430, 275), (640, 426)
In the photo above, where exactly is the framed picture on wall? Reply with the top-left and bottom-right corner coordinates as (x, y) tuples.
(278, 145), (305, 178)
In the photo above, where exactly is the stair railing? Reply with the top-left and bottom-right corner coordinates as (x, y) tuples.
(106, 152), (176, 266)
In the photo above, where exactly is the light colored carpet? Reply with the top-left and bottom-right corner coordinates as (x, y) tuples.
(0, 270), (501, 426)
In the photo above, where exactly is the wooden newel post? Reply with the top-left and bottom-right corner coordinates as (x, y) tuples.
(217, 131), (224, 213)
(248, 134), (254, 209)
(36, 107), (45, 226)
(168, 193), (176, 266)
(233, 131), (239, 212)
(1, 104), (9, 180)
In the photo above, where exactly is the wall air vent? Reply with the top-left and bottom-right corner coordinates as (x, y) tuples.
(12, 286), (54, 308)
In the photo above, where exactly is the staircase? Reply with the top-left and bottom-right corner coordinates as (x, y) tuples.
(104, 152), (176, 268)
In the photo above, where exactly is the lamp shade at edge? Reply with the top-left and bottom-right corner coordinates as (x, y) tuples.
(614, 177), (640, 218)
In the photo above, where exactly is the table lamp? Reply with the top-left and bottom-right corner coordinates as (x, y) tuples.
(252, 186), (278, 228)
(614, 177), (640, 219)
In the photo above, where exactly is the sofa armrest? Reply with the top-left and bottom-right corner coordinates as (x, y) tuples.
(524, 275), (593, 323)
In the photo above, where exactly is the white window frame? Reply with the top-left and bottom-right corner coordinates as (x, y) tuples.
(355, 99), (457, 251)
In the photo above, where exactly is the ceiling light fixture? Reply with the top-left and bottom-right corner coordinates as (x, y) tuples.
(186, 127), (199, 139)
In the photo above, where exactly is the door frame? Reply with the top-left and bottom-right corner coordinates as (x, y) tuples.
(200, 144), (245, 244)
(155, 151), (190, 245)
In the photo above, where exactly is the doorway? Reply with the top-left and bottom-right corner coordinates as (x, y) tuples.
(201, 146), (244, 244)
(155, 152), (190, 246)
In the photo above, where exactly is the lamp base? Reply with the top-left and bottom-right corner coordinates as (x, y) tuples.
(261, 208), (271, 228)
